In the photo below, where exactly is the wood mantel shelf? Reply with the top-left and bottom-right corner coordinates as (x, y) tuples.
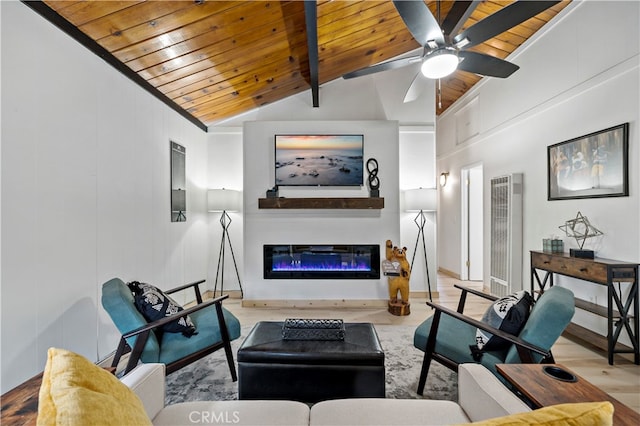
(258, 197), (384, 209)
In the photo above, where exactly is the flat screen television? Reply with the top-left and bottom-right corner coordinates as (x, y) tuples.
(275, 135), (364, 186)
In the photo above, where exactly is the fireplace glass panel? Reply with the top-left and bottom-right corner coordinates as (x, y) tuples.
(264, 245), (380, 279)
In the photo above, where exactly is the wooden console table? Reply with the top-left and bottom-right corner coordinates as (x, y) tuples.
(497, 363), (640, 426)
(530, 250), (639, 365)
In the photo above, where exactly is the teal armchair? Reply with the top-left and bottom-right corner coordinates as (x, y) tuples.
(101, 278), (241, 377)
(414, 284), (575, 395)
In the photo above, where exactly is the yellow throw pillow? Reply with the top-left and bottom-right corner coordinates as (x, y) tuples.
(460, 401), (614, 426)
(37, 347), (151, 426)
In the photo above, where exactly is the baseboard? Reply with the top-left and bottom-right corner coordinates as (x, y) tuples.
(203, 290), (243, 299)
(241, 299), (390, 308)
(410, 290), (440, 299)
(240, 293), (438, 308)
(438, 267), (460, 279)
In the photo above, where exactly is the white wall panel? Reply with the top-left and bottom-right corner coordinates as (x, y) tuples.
(436, 1), (639, 345)
(399, 128), (437, 293)
(243, 121), (399, 300)
(1, 2), (208, 392)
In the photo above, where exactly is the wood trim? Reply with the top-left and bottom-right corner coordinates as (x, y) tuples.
(242, 299), (389, 309)
(21, 1), (208, 132)
(240, 293), (438, 308)
(409, 291), (440, 299)
(258, 197), (384, 209)
(437, 267), (460, 279)
(203, 290), (243, 300)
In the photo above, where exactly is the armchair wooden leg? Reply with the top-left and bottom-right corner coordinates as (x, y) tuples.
(417, 349), (433, 395)
(124, 330), (151, 375)
(418, 310), (442, 395)
(215, 303), (237, 382)
(111, 337), (130, 369)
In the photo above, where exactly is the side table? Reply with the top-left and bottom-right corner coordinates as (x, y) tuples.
(0, 372), (42, 426)
(496, 363), (639, 426)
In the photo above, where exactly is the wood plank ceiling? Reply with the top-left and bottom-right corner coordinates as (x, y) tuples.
(37, 1), (570, 128)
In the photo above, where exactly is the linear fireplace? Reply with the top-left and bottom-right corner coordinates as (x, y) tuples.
(263, 244), (380, 279)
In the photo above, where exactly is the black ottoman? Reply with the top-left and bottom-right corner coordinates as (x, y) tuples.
(237, 321), (385, 403)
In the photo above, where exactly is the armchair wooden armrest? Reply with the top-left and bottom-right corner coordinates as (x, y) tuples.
(426, 300), (550, 362)
(113, 294), (230, 374)
(164, 279), (206, 304)
(453, 284), (499, 313)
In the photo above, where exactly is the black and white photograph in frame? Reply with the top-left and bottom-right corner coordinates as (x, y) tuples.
(547, 123), (629, 201)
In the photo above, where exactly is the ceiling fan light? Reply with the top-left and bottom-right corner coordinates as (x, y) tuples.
(421, 49), (458, 79)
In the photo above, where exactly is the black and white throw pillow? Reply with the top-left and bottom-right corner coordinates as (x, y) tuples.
(472, 290), (533, 357)
(128, 281), (198, 337)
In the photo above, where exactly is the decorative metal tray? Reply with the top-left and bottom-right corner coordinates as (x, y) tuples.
(282, 318), (345, 341)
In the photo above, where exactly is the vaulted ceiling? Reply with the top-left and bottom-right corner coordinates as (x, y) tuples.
(31, 1), (570, 129)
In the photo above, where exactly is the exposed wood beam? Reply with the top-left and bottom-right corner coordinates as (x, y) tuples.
(304, 0), (319, 107)
(441, 1), (479, 40)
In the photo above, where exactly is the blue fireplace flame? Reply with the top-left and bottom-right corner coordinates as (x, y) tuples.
(264, 245), (380, 279)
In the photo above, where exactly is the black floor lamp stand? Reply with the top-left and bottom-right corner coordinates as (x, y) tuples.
(214, 210), (243, 298)
(410, 209), (433, 302)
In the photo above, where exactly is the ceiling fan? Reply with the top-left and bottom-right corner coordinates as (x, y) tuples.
(343, 0), (561, 102)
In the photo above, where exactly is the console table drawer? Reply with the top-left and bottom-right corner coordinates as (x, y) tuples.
(531, 254), (608, 283)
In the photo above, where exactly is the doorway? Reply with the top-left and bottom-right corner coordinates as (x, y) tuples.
(461, 164), (483, 281)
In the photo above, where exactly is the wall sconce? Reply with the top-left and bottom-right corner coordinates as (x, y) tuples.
(439, 172), (449, 187)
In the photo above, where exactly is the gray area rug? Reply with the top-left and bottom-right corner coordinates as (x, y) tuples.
(165, 324), (457, 405)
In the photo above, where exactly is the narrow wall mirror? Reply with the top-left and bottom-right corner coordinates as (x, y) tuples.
(171, 141), (186, 222)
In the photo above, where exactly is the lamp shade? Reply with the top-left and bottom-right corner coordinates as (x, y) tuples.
(207, 189), (241, 212)
(404, 188), (437, 212)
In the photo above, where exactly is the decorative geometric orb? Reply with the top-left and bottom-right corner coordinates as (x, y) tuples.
(558, 211), (603, 249)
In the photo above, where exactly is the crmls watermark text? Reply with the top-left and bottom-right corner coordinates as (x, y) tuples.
(189, 410), (241, 424)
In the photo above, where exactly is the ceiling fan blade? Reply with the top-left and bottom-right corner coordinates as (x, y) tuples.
(343, 56), (421, 79)
(403, 71), (425, 103)
(441, 1), (478, 38)
(453, 1), (561, 49)
(393, 0), (444, 46)
(458, 51), (519, 78)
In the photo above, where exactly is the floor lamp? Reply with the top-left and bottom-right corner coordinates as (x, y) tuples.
(208, 189), (243, 298)
(404, 188), (437, 302)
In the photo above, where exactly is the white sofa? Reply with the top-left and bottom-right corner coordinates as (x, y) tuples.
(121, 363), (531, 425)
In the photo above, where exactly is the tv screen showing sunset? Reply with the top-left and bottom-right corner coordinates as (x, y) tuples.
(275, 135), (364, 186)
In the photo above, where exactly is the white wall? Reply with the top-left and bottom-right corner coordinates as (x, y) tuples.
(1, 2), (209, 392)
(206, 128), (244, 293)
(243, 120), (399, 301)
(436, 1), (639, 343)
(399, 128), (437, 295)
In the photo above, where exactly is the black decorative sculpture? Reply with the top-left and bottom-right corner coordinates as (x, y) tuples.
(266, 185), (279, 198)
(366, 158), (380, 197)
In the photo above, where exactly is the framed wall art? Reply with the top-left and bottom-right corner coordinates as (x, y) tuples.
(548, 123), (629, 201)
(171, 141), (186, 222)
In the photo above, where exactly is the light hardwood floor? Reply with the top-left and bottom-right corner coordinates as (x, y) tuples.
(222, 274), (640, 413)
